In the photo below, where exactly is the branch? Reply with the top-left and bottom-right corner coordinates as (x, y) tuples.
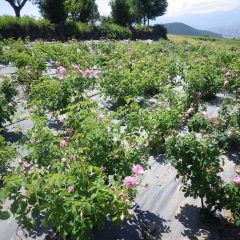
(5, 0), (17, 9)
(19, 0), (28, 10)
(5, 0), (28, 9)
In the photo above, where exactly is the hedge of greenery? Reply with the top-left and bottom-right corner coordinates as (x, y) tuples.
(0, 16), (167, 41)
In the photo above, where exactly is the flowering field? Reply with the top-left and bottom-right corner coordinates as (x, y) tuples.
(0, 37), (240, 239)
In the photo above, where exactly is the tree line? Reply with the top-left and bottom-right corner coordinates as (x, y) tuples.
(5, 0), (168, 26)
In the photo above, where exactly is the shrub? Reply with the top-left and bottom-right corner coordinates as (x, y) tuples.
(188, 113), (214, 133)
(0, 159), (133, 239)
(167, 133), (224, 209)
(152, 24), (167, 40)
(0, 77), (17, 127)
(184, 58), (223, 110)
(0, 135), (16, 178)
(131, 24), (153, 40)
(98, 23), (131, 40)
(55, 22), (93, 40)
(216, 99), (240, 149)
(131, 24), (167, 40)
(167, 132), (240, 225)
(0, 16), (54, 40)
(0, 16), (167, 41)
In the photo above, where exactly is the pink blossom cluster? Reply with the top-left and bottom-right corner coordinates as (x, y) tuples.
(233, 176), (240, 186)
(57, 66), (66, 80)
(184, 107), (194, 120)
(73, 64), (83, 76)
(57, 66), (66, 75)
(72, 65), (100, 78)
(132, 164), (144, 176)
(85, 68), (91, 77)
(67, 185), (74, 193)
(96, 114), (105, 120)
(122, 164), (144, 189)
(123, 176), (138, 188)
(60, 139), (68, 148)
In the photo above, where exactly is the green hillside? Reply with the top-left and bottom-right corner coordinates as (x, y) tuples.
(164, 22), (222, 38)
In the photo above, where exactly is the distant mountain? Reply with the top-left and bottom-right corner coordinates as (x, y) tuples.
(155, 5), (240, 38)
(164, 22), (222, 38)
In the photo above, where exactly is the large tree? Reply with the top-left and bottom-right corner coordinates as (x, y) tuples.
(5, 0), (29, 17)
(110, 0), (134, 26)
(66, 0), (99, 23)
(133, 0), (168, 25)
(37, 0), (67, 23)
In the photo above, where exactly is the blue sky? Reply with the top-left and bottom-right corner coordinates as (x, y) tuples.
(0, 0), (240, 18)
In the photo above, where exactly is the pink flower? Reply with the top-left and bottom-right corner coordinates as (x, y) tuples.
(128, 48), (132, 52)
(77, 69), (84, 76)
(85, 69), (91, 77)
(67, 185), (74, 193)
(96, 114), (105, 120)
(94, 70), (100, 77)
(57, 66), (66, 75)
(123, 176), (138, 188)
(184, 113), (190, 119)
(60, 139), (68, 148)
(233, 176), (240, 186)
(132, 164), (144, 176)
(73, 64), (80, 71)
(187, 108), (194, 114)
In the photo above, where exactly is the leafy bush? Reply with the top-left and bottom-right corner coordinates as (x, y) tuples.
(167, 133), (224, 208)
(188, 113), (214, 133)
(216, 99), (240, 149)
(0, 135), (16, 178)
(185, 61), (223, 101)
(0, 16), (167, 41)
(131, 24), (167, 40)
(0, 77), (17, 127)
(99, 23), (131, 40)
(0, 159), (132, 239)
(131, 25), (153, 40)
(152, 24), (168, 40)
(55, 22), (94, 40)
(0, 110), (145, 238)
(0, 16), (54, 40)
(167, 132), (240, 225)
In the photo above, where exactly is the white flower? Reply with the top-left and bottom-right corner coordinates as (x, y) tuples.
(149, 98), (158, 104)
(120, 126), (127, 134)
(134, 96), (144, 103)
(195, 133), (202, 140)
(122, 139), (130, 151)
(58, 114), (68, 122)
(112, 136), (119, 142)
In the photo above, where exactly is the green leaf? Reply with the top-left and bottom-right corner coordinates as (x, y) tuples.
(0, 211), (10, 220)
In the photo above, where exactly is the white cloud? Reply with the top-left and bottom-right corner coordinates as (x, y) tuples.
(95, 0), (240, 17)
(1, 0), (239, 18)
(165, 0), (240, 17)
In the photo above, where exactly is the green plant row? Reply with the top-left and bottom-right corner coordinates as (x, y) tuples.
(0, 16), (167, 41)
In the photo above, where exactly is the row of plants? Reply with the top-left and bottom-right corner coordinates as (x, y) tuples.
(0, 16), (167, 41)
(0, 39), (239, 239)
